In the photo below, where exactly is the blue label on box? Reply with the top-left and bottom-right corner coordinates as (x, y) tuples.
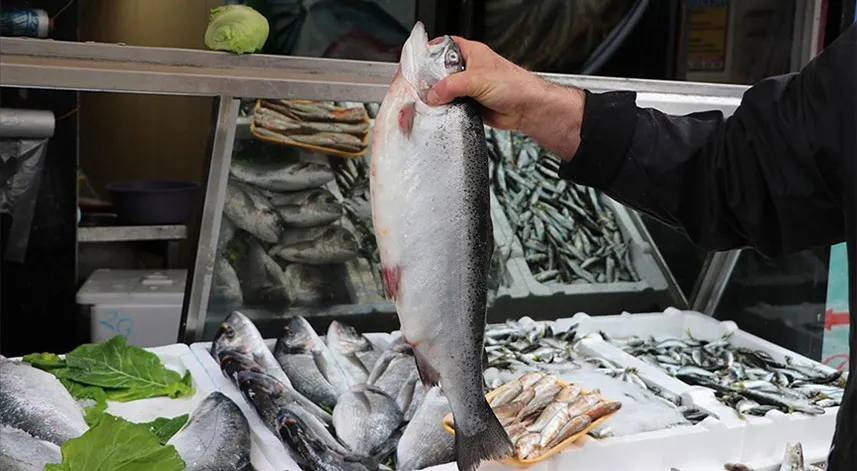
(822, 243), (849, 371)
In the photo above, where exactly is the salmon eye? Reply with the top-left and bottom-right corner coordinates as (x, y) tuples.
(445, 48), (462, 70)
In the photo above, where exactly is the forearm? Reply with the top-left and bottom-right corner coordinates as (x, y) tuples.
(519, 80), (586, 161)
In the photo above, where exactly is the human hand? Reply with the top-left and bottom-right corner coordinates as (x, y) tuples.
(425, 36), (585, 160)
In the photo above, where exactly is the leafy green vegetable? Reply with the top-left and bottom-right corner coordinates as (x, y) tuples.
(204, 5), (269, 54)
(61, 378), (109, 426)
(45, 414), (185, 471)
(23, 336), (194, 422)
(142, 414), (189, 445)
(63, 336), (194, 402)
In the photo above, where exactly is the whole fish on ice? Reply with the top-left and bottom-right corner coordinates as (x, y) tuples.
(167, 392), (252, 471)
(369, 21), (513, 471)
(0, 357), (88, 446)
(211, 311), (293, 387)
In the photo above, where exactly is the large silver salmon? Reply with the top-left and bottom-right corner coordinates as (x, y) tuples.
(369, 21), (512, 471)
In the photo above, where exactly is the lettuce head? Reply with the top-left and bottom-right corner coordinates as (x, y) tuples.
(204, 5), (269, 55)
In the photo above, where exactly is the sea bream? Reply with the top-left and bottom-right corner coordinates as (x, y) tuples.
(369, 21), (513, 471)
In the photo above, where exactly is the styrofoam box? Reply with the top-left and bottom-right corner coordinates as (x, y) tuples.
(11, 344), (277, 470)
(76, 269), (187, 349)
(569, 307), (841, 468)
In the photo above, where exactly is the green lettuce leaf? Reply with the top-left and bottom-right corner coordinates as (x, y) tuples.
(63, 336), (194, 401)
(45, 414), (185, 471)
(60, 378), (109, 426)
(22, 352), (66, 370)
(142, 414), (189, 445)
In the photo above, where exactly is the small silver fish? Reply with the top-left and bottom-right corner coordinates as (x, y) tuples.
(230, 159), (335, 192)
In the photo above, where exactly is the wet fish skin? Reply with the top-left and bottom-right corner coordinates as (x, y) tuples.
(211, 311), (293, 388)
(370, 22), (512, 471)
(211, 257), (243, 307)
(1, 425), (62, 471)
(271, 225), (360, 265)
(230, 159), (335, 192)
(283, 264), (335, 307)
(0, 358), (88, 446)
(332, 383), (403, 456)
(217, 215), (237, 254)
(236, 237), (290, 305)
(367, 344), (418, 399)
(277, 408), (373, 471)
(546, 414), (591, 449)
(270, 188), (343, 228)
(223, 180), (285, 243)
(167, 392), (252, 471)
(274, 316), (351, 408)
(235, 370), (332, 429)
(327, 320), (382, 385)
(779, 442), (804, 471)
(396, 387), (455, 471)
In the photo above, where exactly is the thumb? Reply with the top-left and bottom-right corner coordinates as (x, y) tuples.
(426, 72), (472, 106)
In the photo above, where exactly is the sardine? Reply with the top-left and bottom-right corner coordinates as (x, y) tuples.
(235, 370), (332, 429)
(223, 180), (285, 243)
(167, 392), (252, 471)
(211, 311), (293, 387)
(269, 188), (343, 228)
(271, 225), (360, 265)
(274, 316), (351, 408)
(779, 442), (805, 471)
(396, 387), (455, 471)
(230, 159), (335, 192)
(0, 425), (62, 471)
(332, 383), (403, 456)
(327, 321), (383, 385)
(0, 358), (88, 446)
(546, 414), (591, 449)
(370, 22), (513, 471)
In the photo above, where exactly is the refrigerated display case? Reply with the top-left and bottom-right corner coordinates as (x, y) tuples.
(2, 19), (850, 471)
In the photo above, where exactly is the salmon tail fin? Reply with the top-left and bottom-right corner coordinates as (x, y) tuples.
(455, 400), (514, 471)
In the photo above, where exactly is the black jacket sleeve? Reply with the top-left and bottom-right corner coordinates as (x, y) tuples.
(559, 24), (856, 259)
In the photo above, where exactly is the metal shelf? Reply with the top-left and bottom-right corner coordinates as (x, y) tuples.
(77, 225), (187, 243)
(1, 37), (747, 116)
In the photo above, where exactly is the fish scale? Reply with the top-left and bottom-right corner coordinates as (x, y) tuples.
(370, 22), (513, 471)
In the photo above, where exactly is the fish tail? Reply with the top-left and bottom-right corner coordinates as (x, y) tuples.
(455, 399), (514, 471)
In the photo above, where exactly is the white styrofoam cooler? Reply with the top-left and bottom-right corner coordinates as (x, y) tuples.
(568, 307), (841, 469)
(76, 269), (187, 349)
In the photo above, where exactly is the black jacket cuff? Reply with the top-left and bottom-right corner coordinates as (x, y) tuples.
(558, 90), (638, 188)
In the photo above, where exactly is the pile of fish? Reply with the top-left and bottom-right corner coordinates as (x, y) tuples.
(485, 128), (640, 286)
(0, 355), (252, 471)
(252, 100), (370, 155)
(483, 317), (711, 425)
(210, 311), (456, 471)
(213, 153), (360, 309)
(332, 149), (516, 303)
(486, 372), (621, 461)
(604, 331), (846, 416)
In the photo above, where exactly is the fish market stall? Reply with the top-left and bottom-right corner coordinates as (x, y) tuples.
(2, 29), (840, 471)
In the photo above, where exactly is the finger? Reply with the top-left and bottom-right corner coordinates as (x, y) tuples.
(426, 73), (471, 106)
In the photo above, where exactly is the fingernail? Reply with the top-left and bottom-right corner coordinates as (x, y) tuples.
(426, 89), (441, 105)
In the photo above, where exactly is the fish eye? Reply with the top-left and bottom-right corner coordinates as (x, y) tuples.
(445, 48), (462, 69)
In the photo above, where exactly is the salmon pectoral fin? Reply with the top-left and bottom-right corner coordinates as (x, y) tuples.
(381, 265), (401, 301)
(398, 102), (416, 136)
(412, 347), (440, 387)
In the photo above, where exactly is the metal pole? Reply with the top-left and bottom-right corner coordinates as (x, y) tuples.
(181, 97), (240, 343)
(691, 249), (742, 315)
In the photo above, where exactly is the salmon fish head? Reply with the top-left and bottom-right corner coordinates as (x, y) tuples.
(400, 21), (465, 101)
